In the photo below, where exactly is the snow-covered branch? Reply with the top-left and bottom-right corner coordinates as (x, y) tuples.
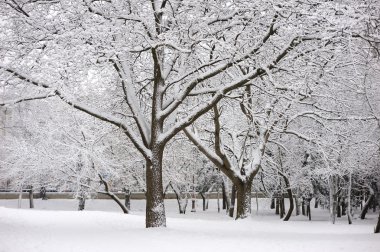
(0, 64), (152, 160)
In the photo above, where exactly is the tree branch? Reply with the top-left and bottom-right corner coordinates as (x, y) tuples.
(0, 64), (152, 160)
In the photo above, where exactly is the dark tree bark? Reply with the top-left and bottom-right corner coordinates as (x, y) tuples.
(145, 148), (166, 227)
(276, 198), (280, 215)
(124, 188), (131, 211)
(302, 199), (306, 216)
(78, 197), (85, 211)
(314, 198), (319, 208)
(217, 188), (220, 213)
(295, 197), (300, 216)
(270, 198), (275, 209)
(341, 198), (346, 216)
(360, 191), (374, 219)
(229, 185), (237, 218)
(98, 174), (129, 214)
(191, 199), (196, 212)
(280, 173), (294, 221)
(347, 173), (353, 225)
(235, 182), (252, 219)
(306, 198), (311, 221)
(221, 180), (230, 212)
(40, 186), (47, 200)
(372, 198), (377, 213)
(280, 197), (285, 219)
(222, 183), (227, 210)
(375, 211), (380, 233)
(206, 194), (209, 210)
(164, 182), (188, 214)
(337, 197), (341, 218)
(200, 192), (207, 211)
(28, 186), (34, 209)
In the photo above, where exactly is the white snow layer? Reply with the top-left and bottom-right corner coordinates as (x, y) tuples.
(0, 199), (379, 252)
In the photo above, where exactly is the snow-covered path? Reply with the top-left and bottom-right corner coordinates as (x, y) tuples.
(0, 199), (379, 252)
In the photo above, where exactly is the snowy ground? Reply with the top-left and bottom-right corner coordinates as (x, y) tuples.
(0, 198), (379, 252)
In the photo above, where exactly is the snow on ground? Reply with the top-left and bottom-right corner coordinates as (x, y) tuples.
(0, 198), (379, 252)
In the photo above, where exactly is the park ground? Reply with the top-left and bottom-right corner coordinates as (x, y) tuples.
(0, 198), (379, 252)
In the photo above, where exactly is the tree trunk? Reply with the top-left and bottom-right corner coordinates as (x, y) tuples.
(205, 192), (209, 210)
(302, 200), (306, 216)
(221, 180), (230, 212)
(314, 198), (319, 208)
(360, 187), (375, 220)
(168, 182), (187, 214)
(191, 199), (196, 212)
(18, 186), (22, 208)
(145, 149), (166, 227)
(337, 197), (341, 218)
(270, 198), (275, 209)
(347, 173), (352, 224)
(341, 198), (346, 216)
(255, 190), (259, 214)
(200, 192), (207, 211)
(98, 174), (129, 214)
(295, 197), (300, 216)
(329, 175), (337, 224)
(229, 185), (237, 218)
(276, 198), (280, 215)
(235, 182), (252, 219)
(217, 188), (220, 213)
(28, 186), (34, 209)
(306, 199), (311, 221)
(280, 196), (285, 219)
(78, 197), (85, 211)
(40, 186), (47, 200)
(282, 175), (294, 221)
(124, 189), (131, 211)
(102, 191), (130, 214)
(375, 210), (380, 233)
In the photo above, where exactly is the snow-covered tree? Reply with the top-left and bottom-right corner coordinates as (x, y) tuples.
(1, 0), (379, 227)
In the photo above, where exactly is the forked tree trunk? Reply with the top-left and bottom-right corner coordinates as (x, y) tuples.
(98, 174), (129, 214)
(235, 182), (252, 219)
(166, 182), (188, 214)
(177, 196), (188, 214)
(102, 191), (129, 214)
(145, 149), (166, 227)
(360, 187), (375, 220)
(281, 174), (294, 221)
